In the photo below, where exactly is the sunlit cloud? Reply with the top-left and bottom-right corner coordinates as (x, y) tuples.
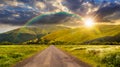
(12, 14), (20, 17)
(35, 0), (71, 13)
(5, 1), (18, 6)
(36, 2), (46, 9)
(0, 4), (4, 7)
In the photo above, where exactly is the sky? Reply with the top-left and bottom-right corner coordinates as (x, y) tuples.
(0, 0), (120, 33)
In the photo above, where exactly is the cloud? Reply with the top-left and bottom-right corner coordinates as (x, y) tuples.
(95, 3), (120, 22)
(62, 0), (120, 22)
(0, 0), (120, 25)
(25, 12), (81, 25)
(0, 4), (4, 7)
(105, 11), (120, 20)
(65, 0), (82, 10)
(0, 12), (80, 25)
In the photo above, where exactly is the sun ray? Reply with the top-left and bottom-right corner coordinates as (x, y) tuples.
(83, 17), (95, 27)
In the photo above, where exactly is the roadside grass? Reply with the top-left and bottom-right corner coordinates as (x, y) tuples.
(57, 45), (120, 67)
(1, 45), (120, 67)
(0, 45), (48, 67)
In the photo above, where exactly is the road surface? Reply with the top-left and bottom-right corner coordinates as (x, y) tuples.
(14, 45), (92, 67)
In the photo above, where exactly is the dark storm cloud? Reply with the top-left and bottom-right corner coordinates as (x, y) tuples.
(0, 12), (75, 25)
(65, 0), (83, 10)
(0, 9), (39, 25)
(22, 12), (77, 25)
(106, 11), (120, 20)
(96, 3), (120, 21)
(64, 0), (87, 16)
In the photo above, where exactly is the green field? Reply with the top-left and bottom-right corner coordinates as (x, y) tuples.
(0, 45), (48, 67)
(57, 45), (120, 67)
(0, 45), (120, 67)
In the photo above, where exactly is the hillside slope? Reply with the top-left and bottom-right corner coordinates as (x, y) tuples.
(84, 33), (120, 45)
(0, 25), (69, 44)
(42, 25), (120, 44)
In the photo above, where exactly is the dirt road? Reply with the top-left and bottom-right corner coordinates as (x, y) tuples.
(14, 45), (92, 67)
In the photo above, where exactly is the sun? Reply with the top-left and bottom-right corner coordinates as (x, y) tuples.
(84, 18), (95, 27)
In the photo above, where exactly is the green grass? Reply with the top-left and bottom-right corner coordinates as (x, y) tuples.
(43, 25), (120, 44)
(1, 45), (120, 67)
(57, 45), (120, 67)
(0, 45), (48, 67)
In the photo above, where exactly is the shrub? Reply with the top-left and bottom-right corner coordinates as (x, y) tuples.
(101, 52), (120, 67)
(9, 53), (24, 58)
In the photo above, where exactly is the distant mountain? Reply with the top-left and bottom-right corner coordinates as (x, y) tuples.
(0, 25), (69, 44)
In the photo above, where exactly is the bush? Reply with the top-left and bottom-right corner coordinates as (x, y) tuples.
(101, 52), (120, 67)
(0, 42), (13, 45)
(9, 53), (24, 58)
(0, 55), (7, 59)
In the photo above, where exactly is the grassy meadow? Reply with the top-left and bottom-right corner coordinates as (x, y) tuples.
(0, 45), (120, 67)
(0, 45), (48, 67)
(57, 45), (120, 67)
